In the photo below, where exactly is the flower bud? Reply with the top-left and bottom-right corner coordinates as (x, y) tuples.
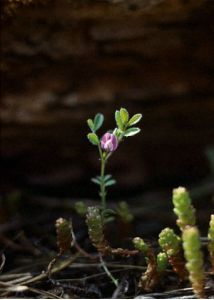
(101, 133), (118, 152)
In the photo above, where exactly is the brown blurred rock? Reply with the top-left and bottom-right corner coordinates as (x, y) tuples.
(1, 0), (214, 194)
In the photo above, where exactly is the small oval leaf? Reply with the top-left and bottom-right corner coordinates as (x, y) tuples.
(94, 113), (104, 131)
(120, 108), (129, 125)
(128, 114), (142, 126)
(102, 209), (117, 217)
(105, 179), (116, 186)
(87, 133), (99, 145)
(124, 127), (141, 137)
(87, 119), (94, 131)
(115, 110), (123, 130)
(104, 174), (112, 182)
(91, 178), (101, 185)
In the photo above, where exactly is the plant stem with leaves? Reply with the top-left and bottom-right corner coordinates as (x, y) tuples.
(87, 108), (142, 218)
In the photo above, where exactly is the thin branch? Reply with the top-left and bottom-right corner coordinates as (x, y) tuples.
(20, 253), (80, 285)
(99, 254), (118, 287)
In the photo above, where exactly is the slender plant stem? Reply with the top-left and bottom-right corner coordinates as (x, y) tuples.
(100, 157), (106, 211)
(97, 144), (107, 212)
(99, 254), (118, 287)
(97, 131), (125, 212)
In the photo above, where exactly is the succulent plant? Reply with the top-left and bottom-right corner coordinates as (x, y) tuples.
(159, 227), (186, 280)
(172, 187), (196, 231)
(156, 252), (168, 273)
(182, 226), (205, 298)
(86, 206), (111, 255)
(159, 228), (181, 256)
(55, 218), (72, 254)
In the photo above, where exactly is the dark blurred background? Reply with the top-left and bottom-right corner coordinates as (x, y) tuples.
(1, 0), (214, 219)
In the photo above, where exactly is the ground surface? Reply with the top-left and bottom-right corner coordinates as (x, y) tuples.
(0, 182), (213, 298)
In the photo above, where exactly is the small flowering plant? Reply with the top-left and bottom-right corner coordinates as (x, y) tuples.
(87, 108), (142, 219)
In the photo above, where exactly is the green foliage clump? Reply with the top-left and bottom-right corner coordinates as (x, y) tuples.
(182, 226), (205, 298)
(172, 187), (196, 231)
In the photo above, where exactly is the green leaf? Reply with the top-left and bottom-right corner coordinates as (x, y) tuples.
(115, 110), (123, 130)
(87, 119), (94, 131)
(105, 179), (116, 186)
(102, 209), (116, 223)
(119, 108), (129, 125)
(91, 177), (101, 185)
(128, 113), (142, 126)
(103, 216), (115, 224)
(87, 133), (99, 145)
(113, 128), (123, 138)
(124, 127), (141, 137)
(102, 209), (117, 217)
(104, 174), (112, 182)
(94, 113), (104, 131)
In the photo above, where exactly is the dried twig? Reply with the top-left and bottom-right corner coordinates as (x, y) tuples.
(0, 254), (5, 273)
(21, 253), (80, 285)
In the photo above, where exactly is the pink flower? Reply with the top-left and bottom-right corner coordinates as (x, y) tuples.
(101, 133), (118, 152)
